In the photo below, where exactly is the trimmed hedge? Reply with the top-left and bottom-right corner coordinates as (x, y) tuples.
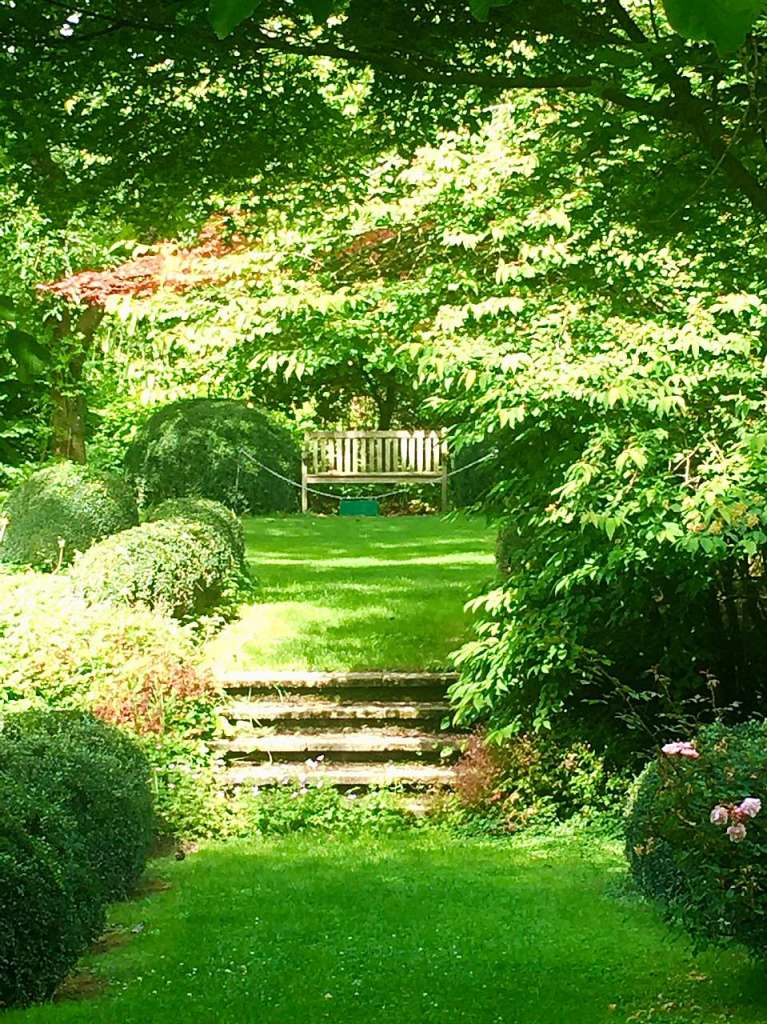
(626, 720), (767, 960)
(125, 398), (300, 513)
(0, 462), (138, 569)
(147, 497), (245, 564)
(0, 711), (153, 1007)
(72, 517), (238, 619)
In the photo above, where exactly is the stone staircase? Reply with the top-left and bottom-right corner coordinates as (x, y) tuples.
(216, 670), (463, 789)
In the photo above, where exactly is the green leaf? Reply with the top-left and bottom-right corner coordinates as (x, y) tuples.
(208, 0), (262, 39)
(302, 0), (334, 22)
(470, 0), (492, 18)
(0, 295), (15, 323)
(469, 0), (512, 20)
(5, 328), (50, 383)
(662, 0), (765, 53)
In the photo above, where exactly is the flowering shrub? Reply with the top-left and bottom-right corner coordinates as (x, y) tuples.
(626, 720), (767, 959)
(450, 731), (629, 834)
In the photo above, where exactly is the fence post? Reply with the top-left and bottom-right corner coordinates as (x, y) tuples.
(301, 454), (308, 513)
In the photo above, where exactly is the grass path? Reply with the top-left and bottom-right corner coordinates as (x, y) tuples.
(8, 834), (766, 1024)
(205, 514), (496, 672)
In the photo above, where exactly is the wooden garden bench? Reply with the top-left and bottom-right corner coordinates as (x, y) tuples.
(301, 430), (449, 512)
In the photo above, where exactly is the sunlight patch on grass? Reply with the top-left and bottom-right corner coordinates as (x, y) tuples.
(206, 514), (496, 671)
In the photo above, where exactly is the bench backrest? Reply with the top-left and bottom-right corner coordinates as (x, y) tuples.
(304, 430), (446, 478)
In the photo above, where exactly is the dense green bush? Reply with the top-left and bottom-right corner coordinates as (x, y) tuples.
(626, 721), (767, 960)
(0, 710), (152, 1007)
(147, 497), (245, 563)
(125, 398), (300, 513)
(0, 571), (194, 709)
(450, 441), (497, 509)
(72, 517), (239, 618)
(0, 773), (84, 1008)
(239, 783), (415, 838)
(0, 462), (138, 569)
(0, 572), (225, 841)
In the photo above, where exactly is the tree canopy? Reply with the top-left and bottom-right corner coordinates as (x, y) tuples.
(6, 0), (767, 217)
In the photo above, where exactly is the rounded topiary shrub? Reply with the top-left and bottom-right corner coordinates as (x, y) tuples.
(0, 711), (153, 1007)
(450, 441), (496, 509)
(0, 711), (154, 903)
(626, 720), (767, 960)
(0, 774), (84, 1008)
(147, 497), (245, 564)
(0, 462), (138, 569)
(72, 517), (238, 618)
(125, 398), (300, 513)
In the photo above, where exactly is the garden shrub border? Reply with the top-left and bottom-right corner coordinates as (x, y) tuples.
(0, 710), (153, 1008)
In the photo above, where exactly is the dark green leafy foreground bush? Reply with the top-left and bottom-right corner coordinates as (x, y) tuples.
(0, 462), (138, 569)
(147, 497), (245, 563)
(626, 721), (767, 960)
(73, 516), (239, 619)
(0, 711), (153, 1007)
(125, 398), (300, 513)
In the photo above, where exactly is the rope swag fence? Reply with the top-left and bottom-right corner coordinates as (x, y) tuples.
(238, 436), (493, 512)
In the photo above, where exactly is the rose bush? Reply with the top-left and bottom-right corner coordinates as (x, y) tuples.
(626, 720), (767, 959)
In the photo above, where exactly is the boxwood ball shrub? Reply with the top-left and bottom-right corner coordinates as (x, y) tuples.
(0, 462), (138, 569)
(125, 398), (300, 513)
(73, 517), (238, 619)
(0, 773), (84, 1008)
(626, 720), (767, 960)
(147, 496), (245, 564)
(0, 710), (153, 1007)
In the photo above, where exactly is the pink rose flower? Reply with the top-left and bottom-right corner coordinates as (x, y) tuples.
(736, 797), (762, 819)
(710, 805), (729, 826)
(661, 741), (700, 759)
(727, 822), (748, 843)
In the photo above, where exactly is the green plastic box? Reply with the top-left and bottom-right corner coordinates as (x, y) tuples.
(339, 498), (379, 517)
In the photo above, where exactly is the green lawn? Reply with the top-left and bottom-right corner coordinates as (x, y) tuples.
(205, 514), (496, 672)
(7, 834), (766, 1024)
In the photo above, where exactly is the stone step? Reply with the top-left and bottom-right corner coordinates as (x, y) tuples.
(225, 761), (456, 789)
(225, 699), (451, 727)
(218, 670), (457, 694)
(216, 731), (465, 764)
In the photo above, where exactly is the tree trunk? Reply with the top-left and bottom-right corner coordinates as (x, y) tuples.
(375, 375), (398, 429)
(50, 305), (103, 463)
(51, 389), (88, 463)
